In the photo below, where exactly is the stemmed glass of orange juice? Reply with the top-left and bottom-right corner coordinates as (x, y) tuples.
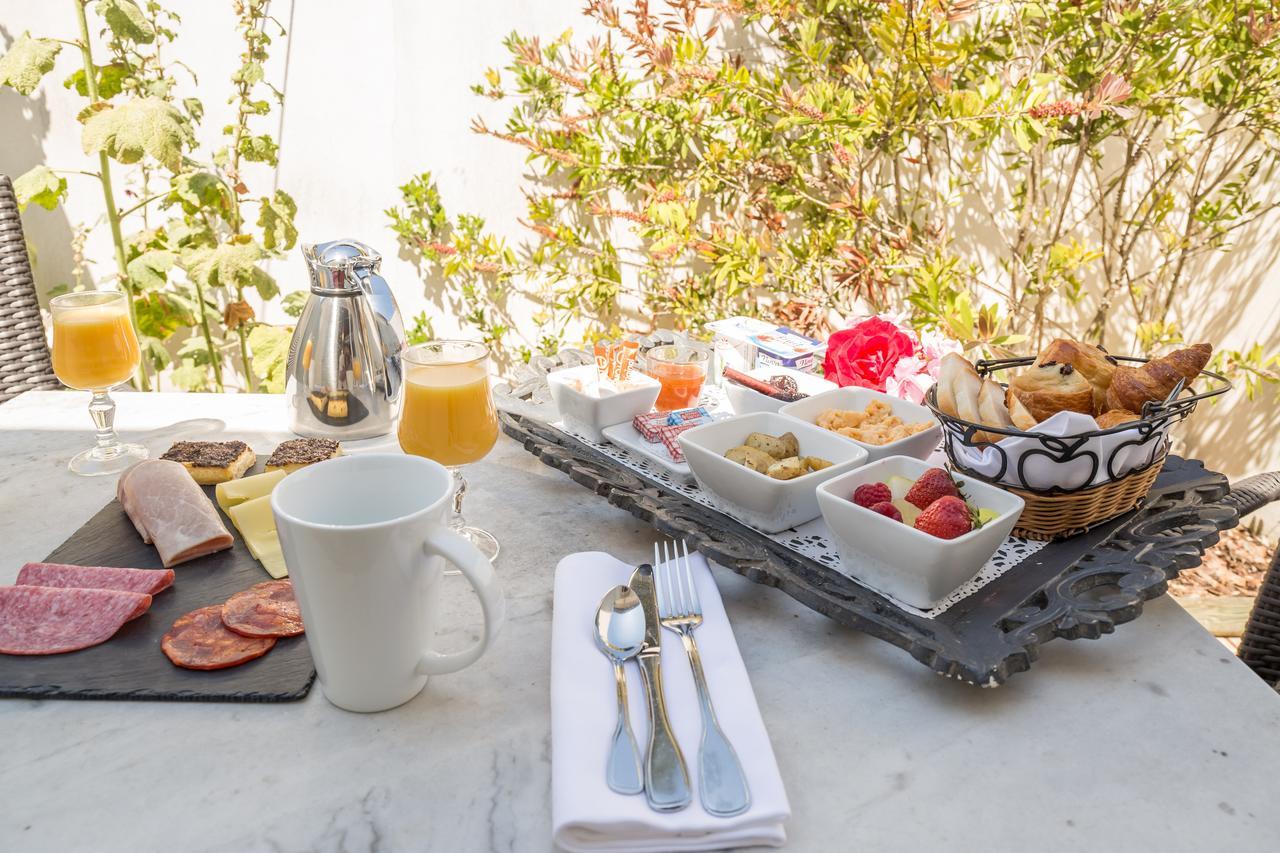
(49, 291), (148, 476)
(397, 341), (501, 561)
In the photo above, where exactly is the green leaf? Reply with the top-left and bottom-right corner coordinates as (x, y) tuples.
(257, 190), (297, 251)
(133, 290), (193, 339)
(63, 62), (128, 99)
(0, 32), (61, 96)
(168, 171), (228, 214)
(250, 266), (279, 300)
(81, 96), (188, 171)
(237, 134), (278, 165)
(95, 0), (156, 44)
(13, 165), (67, 211)
(125, 249), (177, 291)
(169, 358), (211, 392)
(247, 324), (292, 393)
(281, 289), (308, 318)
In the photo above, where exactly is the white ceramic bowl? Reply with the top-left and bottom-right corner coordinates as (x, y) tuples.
(723, 366), (837, 415)
(678, 412), (870, 534)
(547, 364), (661, 442)
(780, 386), (942, 463)
(816, 456), (1024, 610)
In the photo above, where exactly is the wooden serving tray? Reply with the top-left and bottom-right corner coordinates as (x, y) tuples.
(0, 473), (316, 703)
(499, 409), (1238, 686)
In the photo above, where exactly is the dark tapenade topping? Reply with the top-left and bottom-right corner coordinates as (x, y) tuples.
(1060, 364), (1075, 375)
(161, 440), (250, 468)
(266, 438), (340, 467)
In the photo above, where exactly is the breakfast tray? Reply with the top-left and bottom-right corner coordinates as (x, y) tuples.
(495, 351), (1239, 686)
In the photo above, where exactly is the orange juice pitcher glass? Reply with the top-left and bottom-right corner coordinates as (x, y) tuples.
(646, 344), (709, 412)
(49, 291), (149, 476)
(397, 341), (501, 562)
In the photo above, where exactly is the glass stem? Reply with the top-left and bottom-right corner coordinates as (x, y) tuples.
(448, 466), (468, 531)
(88, 390), (123, 460)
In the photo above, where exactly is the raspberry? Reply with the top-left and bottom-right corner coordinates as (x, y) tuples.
(852, 482), (892, 508)
(867, 500), (903, 522)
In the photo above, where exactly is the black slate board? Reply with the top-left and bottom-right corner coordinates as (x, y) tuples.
(0, 478), (316, 702)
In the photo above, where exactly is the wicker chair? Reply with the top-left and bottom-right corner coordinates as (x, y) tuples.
(0, 174), (60, 402)
(1226, 472), (1280, 689)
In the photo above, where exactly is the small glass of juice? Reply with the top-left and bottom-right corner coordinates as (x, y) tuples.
(646, 345), (709, 411)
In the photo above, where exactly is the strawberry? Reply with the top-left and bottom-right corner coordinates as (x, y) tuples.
(852, 482), (892, 508)
(913, 495), (973, 539)
(904, 467), (960, 510)
(867, 500), (903, 522)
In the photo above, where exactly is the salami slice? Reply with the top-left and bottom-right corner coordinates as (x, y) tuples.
(0, 586), (152, 655)
(221, 580), (304, 638)
(162, 606), (276, 670)
(17, 562), (175, 596)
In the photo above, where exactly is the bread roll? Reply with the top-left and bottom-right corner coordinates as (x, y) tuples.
(1036, 339), (1116, 413)
(937, 352), (982, 423)
(975, 378), (1015, 443)
(1105, 343), (1211, 413)
(1008, 363), (1094, 422)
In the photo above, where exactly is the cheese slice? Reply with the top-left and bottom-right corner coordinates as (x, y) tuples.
(227, 494), (288, 578)
(216, 468), (287, 512)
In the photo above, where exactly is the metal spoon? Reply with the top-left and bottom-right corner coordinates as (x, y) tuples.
(594, 585), (646, 795)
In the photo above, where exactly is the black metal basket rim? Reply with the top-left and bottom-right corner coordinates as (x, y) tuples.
(947, 444), (1170, 497)
(924, 357), (1231, 441)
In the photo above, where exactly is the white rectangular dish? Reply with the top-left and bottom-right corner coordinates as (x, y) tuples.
(722, 366), (837, 415)
(678, 412), (870, 534)
(600, 420), (694, 482)
(816, 456), (1024, 609)
(547, 364), (661, 442)
(780, 386), (942, 463)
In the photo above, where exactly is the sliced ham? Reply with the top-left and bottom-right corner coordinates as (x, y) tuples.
(17, 562), (175, 596)
(0, 586), (153, 655)
(117, 460), (234, 567)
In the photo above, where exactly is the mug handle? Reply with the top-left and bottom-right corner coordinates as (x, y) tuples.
(415, 523), (506, 676)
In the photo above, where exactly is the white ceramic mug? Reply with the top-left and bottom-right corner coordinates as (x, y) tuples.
(271, 453), (505, 712)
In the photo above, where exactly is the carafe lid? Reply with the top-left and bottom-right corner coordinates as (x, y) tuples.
(303, 239), (382, 293)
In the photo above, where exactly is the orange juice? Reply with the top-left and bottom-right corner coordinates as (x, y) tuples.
(52, 302), (141, 390)
(398, 363), (499, 466)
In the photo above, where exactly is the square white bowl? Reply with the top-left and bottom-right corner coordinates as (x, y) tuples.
(547, 364), (662, 442)
(816, 456), (1025, 610)
(678, 412), (870, 534)
(779, 386), (942, 462)
(723, 366), (837, 415)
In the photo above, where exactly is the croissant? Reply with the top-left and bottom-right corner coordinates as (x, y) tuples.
(1104, 343), (1211, 413)
(1007, 362), (1094, 422)
(1036, 339), (1117, 413)
(1095, 409), (1140, 429)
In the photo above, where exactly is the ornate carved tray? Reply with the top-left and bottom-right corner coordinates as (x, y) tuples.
(495, 351), (1239, 686)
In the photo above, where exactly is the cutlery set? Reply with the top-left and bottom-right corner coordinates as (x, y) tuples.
(593, 540), (751, 817)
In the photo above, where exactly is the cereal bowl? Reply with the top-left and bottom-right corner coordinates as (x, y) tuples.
(780, 387), (942, 462)
(678, 412), (869, 534)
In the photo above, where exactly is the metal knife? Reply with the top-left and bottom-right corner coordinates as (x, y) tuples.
(628, 562), (693, 812)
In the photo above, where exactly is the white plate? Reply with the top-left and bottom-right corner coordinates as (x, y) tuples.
(722, 366), (837, 415)
(600, 420), (694, 482)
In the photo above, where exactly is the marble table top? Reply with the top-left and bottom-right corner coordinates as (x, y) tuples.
(2, 390), (1279, 852)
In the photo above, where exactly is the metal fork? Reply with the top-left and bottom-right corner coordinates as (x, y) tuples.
(655, 539), (752, 818)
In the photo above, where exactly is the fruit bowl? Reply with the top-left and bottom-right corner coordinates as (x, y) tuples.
(816, 456), (1024, 610)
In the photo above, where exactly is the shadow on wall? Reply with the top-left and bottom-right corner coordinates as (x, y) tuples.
(0, 27), (84, 302)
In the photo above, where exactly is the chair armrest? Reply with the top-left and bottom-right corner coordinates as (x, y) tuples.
(1224, 471), (1280, 518)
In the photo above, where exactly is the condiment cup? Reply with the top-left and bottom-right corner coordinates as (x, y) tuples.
(780, 386), (942, 462)
(678, 411), (869, 534)
(815, 456), (1024, 610)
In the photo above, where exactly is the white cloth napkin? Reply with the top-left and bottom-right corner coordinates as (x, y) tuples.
(949, 410), (1168, 490)
(551, 551), (790, 852)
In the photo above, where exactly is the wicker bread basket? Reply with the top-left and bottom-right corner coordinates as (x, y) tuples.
(925, 355), (1229, 541)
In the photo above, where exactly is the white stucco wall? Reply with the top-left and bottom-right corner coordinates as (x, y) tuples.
(2, 0), (1277, 532)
